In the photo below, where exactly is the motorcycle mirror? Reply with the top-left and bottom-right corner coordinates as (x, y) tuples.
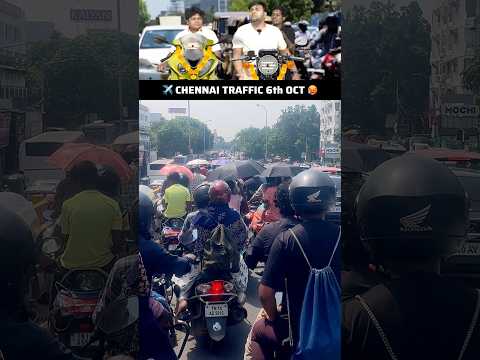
(96, 296), (139, 335)
(154, 35), (169, 44)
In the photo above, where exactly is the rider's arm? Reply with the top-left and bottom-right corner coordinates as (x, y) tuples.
(232, 48), (245, 79)
(244, 227), (267, 269)
(259, 284), (278, 321)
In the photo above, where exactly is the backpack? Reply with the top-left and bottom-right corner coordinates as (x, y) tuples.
(288, 227), (341, 360)
(202, 222), (239, 274)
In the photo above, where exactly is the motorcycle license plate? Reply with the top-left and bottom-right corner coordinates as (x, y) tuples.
(205, 303), (228, 318)
(70, 332), (93, 347)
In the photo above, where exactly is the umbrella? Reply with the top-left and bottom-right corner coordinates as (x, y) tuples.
(49, 143), (132, 181)
(207, 160), (265, 181)
(159, 164), (194, 181)
(211, 158), (232, 167)
(343, 140), (391, 173)
(261, 163), (303, 178)
(113, 131), (139, 145)
(186, 159), (210, 167)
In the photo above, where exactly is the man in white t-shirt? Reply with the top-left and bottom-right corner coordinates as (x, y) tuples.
(175, 7), (222, 58)
(232, 1), (300, 80)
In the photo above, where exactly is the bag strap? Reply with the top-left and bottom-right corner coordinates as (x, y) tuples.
(288, 229), (312, 270)
(328, 227), (341, 267)
(288, 226), (341, 270)
(355, 294), (398, 360)
(458, 289), (480, 360)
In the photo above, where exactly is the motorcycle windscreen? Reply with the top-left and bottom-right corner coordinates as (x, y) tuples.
(179, 33), (208, 65)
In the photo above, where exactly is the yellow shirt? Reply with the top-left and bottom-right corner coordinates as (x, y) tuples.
(163, 184), (191, 218)
(60, 190), (123, 269)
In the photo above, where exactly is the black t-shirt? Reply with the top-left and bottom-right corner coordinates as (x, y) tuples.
(262, 220), (341, 342)
(0, 318), (75, 359)
(342, 273), (480, 360)
(244, 216), (298, 269)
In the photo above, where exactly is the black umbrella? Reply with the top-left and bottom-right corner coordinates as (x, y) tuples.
(261, 163), (304, 178)
(343, 140), (391, 173)
(207, 160), (265, 181)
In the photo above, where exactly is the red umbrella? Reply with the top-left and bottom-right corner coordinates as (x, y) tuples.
(49, 143), (132, 182)
(159, 164), (193, 181)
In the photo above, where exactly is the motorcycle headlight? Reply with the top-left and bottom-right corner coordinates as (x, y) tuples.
(184, 48), (204, 62)
(139, 58), (155, 69)
(198, 59), (215, 78)
(177, 63), (187, 74)
(196, 283), (211, 295)
(257, 55), (279, 76)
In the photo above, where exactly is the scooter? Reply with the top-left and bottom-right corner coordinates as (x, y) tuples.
(156, 33), (221, 80)
(233, 49), (304, 80)
(161, 217), (185, 252)
(187, 277), (247, 347)
(50, 269), (108, 356)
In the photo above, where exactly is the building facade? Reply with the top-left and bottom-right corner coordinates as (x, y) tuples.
(17, 0), (137, 38)
(430, 0), (480, 145)
(139, 103), (151, 177)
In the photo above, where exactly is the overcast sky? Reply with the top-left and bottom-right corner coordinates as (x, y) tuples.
(140, 100), (333, 141)
(145, 0), (168, 18)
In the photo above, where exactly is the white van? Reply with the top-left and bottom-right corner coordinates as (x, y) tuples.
(19, 131), (86, 187)
(147, 158), (173, 185)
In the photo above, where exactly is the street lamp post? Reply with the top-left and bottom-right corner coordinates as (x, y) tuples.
(256, 104), (268, 161)
(203, 119), (212, 154)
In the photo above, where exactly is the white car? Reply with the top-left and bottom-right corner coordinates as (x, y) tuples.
(139, 25), (186, 80)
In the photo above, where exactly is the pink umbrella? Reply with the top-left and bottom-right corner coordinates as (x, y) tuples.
(159, 164), (194, 181)
(49, 143), (132, 181)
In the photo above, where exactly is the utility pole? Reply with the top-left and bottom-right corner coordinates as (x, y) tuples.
(256, 104), (268, 162)
(187, 100), (192, 154)
(116, 0), (124, 126)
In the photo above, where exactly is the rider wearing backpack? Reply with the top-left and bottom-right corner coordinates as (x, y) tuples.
(343, 154), (480, 360)
(176, 180), (248, 315)
(248, 169), (340, 359)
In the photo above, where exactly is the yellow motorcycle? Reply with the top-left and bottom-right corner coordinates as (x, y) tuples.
(157, 33), (221, 80)
(233, 49), (304, 80)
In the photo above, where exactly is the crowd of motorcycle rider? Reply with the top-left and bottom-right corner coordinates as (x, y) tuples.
(157, 1), (341, 80)
(139, 165), (341, 359)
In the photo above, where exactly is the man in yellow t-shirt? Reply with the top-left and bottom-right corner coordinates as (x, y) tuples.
(162, 172), (192, 219)
(59, 161), (123, 269)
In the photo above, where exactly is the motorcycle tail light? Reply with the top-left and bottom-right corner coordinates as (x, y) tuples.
(196, 283), (211, 295)
(79, 323), (93, 332)
(209, 280), (224, 302)
(210, 280), (224, 295)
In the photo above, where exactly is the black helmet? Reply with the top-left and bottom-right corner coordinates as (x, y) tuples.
(193, 182), (210, 209)
(0, 205), (36, 287)
(178, 173), (190, 188)
(355, 154), (469, 261)
(289, 168), (336, 215)
(138, 191), (154, 236)
(97, 165), (121, 198)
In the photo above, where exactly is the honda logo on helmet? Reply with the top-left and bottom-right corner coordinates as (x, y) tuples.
(400, 205), (433, 232)
(307, 190), (323, 203)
